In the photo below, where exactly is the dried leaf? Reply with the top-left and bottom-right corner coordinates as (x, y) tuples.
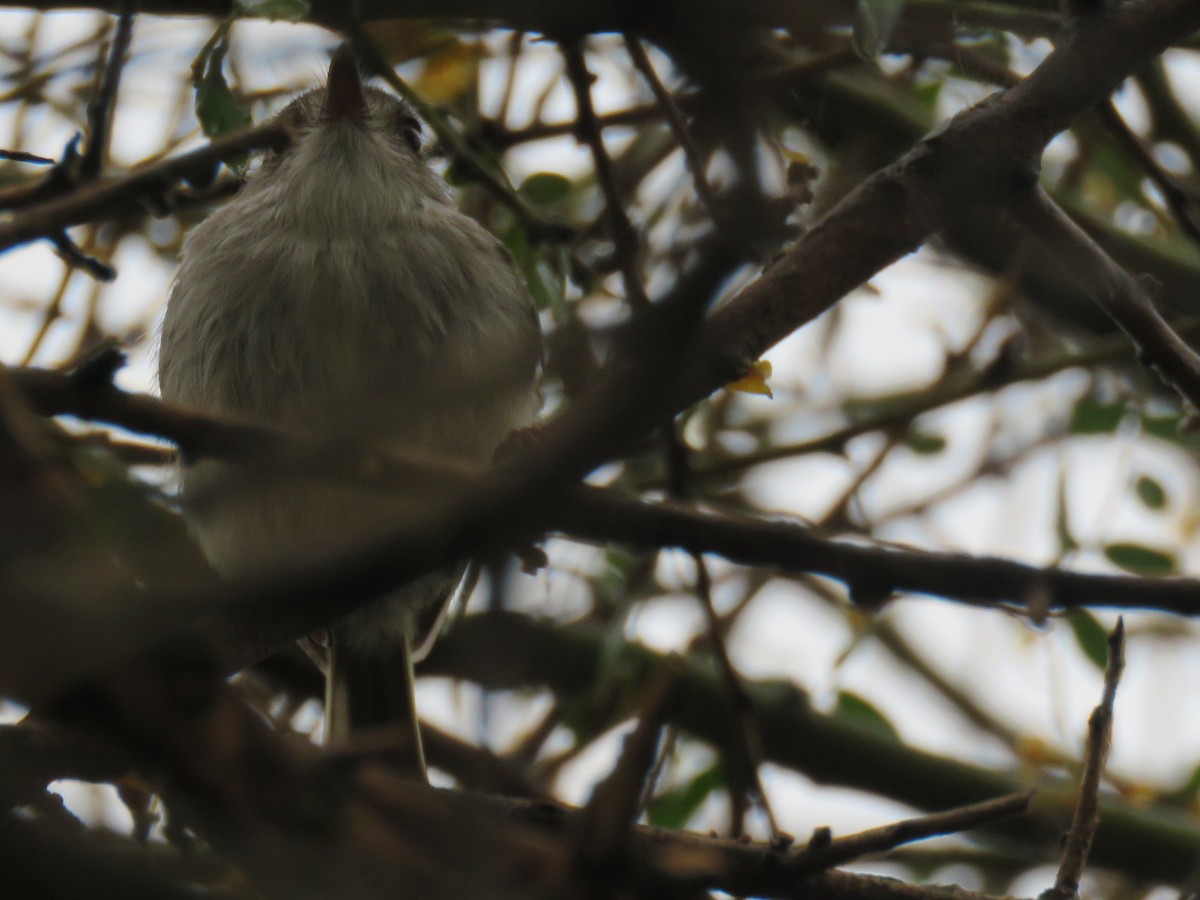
(726, 360), (773, 398)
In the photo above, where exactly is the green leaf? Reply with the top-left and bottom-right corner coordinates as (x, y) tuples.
(1176, 764), (1200, 800)
(913, 80), (942, 113)
(832, 691), (898, 741)
(1054, 472), (1079, 553)
(905, 429), (945, 455)
(195, 67), (251, 140)
(235, 0), (310, 19)
(501, 222), (567, 315)
(191, 23), (250, 144)
(1142, 413), (1182, 441)
(1069, 397), (1125, 435)
(1066, 611), (1110, 670)
(852, 0), (907, 59)
(646, 762), (724, 830)
(1135, 475), (1167, 510)
(519, 172), (572, 205)
(1104, 542), (1178, 576)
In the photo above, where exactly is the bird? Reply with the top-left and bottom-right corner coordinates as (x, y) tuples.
(158, 43), (542, 778)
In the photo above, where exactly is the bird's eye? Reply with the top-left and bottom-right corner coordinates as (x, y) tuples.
(397, 116), (422, 152)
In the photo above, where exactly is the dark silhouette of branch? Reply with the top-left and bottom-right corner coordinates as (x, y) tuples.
(562, 39), (649, 309)
(79, 3), (134, 180)
(425, 612), (1200, 886)
(515, 0), (1200, 484)
(780, 791), (1034, 880)
(12, 363), (1200, 664)
(1012, 187), (1200, 407)
(13, 645), (1033, 900)
(0, 121), (289, 252)
(622, 35), (718, 215)
(1045, 619), (1126, 900)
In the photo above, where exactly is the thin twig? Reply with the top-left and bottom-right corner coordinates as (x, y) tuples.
(1094, 100), (1200, 250)
(1044, 618), (1125, 900)
(784, 791), (1034, 878)
(49, 229), (115, 281)
(1012, 187), (1200, 412)
(664, 419), (779, 838)
(0, 120), (289, 253)
(20, 231), (87, 365)
(575, 672), (676, 870)
(80, 3), (135, 180)
(562, 39), (650, 310)
(623, 35), (719, 216)
(0, 148), (54, 164)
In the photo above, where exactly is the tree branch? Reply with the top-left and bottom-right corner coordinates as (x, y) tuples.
(0, 121), (289, 252)
(425, 611), (1200, 886)
(1045, 619), (1125, 900)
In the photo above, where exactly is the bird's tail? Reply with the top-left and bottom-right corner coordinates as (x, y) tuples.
(325, 629), (427, 780)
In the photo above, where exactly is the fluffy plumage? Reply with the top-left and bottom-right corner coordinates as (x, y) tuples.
(159, 47), (540, 766)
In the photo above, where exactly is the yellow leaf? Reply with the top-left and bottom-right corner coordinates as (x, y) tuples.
(780, 147), (811, 166)
(1015, 736), (1053, 766)
(726, 360), (774, 399)
(414, 41), (483, 105)
(362, 19), (459, 65)
(1118, 783), (1156, 808)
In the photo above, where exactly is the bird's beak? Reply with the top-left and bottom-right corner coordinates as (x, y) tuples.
(324, 43), (367, 121)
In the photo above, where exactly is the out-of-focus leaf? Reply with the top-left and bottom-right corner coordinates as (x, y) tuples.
(726, 360), (773, 398)
(905, 429), (946, 455)
(852, 0), (907, 59)
(191, 23), (250, 144)
(195, 67), (251, 140)
(1104, 542), (1178, 576)
(1142, 412), (1182, 441)
(502, 223), (562, 313)
(414, 40), (482, 105)
(914, 80), (942, 112)
(520, 172), (572, 206)
(1175, 763), (1200, 801)
(1069, 397), (1125, 434)
(1135, 475), (1167, 509)
(363, 19), (460, 65)
(647, 762), (724, 830)
(592, 547), (641, 608)
(234, 0), (309, 20)
(1055, 471), (1079, 553)
(832, 691), (898, 741)
(1087, 140), (1150, 207)
(1066, 611), (1110, 670)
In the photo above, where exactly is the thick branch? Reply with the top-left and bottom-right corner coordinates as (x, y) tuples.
(533, 0), (1200, 460)
(15, 368), (1200, 658)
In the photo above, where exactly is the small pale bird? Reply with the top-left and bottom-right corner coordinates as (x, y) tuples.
(158, 44), (542, 777)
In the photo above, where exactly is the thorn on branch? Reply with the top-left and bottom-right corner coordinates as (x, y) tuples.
(49, 230), (116, 282)
(848, 576), (895, 612)
(0, 135), (84, 214)
(807, 826), (832, 849)
(68, 344), (127, 390)
(0, 149), (54, 165)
